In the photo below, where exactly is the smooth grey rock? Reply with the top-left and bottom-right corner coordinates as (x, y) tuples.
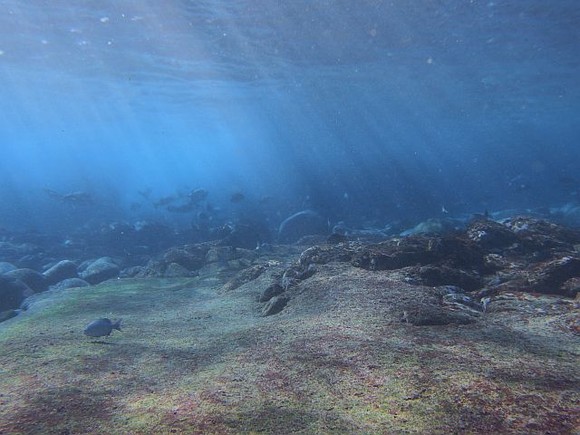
(43, 260), (78, 285)
(80, 258), (120, 285)
(0, 262), (17, 274)
(0, 309), (19, 323)
(4, 268), (48, 292)
(0, 275), (32, 311)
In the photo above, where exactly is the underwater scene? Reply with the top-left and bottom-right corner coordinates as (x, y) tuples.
(0, 1), (579, 433)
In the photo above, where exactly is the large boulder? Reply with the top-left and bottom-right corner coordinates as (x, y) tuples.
(163, 247), (206, 271)
(278, 210), (328, 244)
(43, 260), (78, 285)
(3, 268), (48, 293)
(80, 257), (120, 285)
(0, 275), (33, 311)
(0, 262), (17, 274)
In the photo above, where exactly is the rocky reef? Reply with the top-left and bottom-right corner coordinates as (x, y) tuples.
(0, 216), (578, 433)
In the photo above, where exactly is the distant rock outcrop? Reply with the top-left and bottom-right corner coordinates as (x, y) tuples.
(278, 210), (327, 243)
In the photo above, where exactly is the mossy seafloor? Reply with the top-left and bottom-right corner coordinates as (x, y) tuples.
(0, 263), (578, 434)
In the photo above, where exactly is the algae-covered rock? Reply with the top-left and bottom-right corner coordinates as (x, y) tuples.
(401, 305), (477, 326)
(417, 264), (482, 291)
(43, 260), (78, 285)
(262, 295), (289, 316)
(467, 219), (518, 249)
(80, 257), (120, 284)
(0, 275), (32, 311)
(163, 246), (206, 271)
(527, 256), (580, 296)
(4, 268), (48, 293)
(164, 262), (196, 278)
(0, 309), (19, 323)
(259, 282), (284, 302)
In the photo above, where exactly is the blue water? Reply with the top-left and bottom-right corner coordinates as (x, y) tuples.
(1, 1), (579, 234)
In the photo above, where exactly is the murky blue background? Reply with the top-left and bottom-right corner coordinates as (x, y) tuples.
(1, 1), (578, 233)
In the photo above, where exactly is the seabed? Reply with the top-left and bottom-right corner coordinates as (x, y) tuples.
(1, 254), (578, 434)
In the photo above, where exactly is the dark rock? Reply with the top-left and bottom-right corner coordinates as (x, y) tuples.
(503, 217), (580, 251)
(259, 283), (284, 302)
(0, 275), (32, 311)
(50, 278), (90, 291)
(401, 304), (476, 326)
(467, 220), (518, 249)
(527, 256), (580, 296)
(352, 236), (486, 273)
(4, 268), (48, 293)
(299, 245), (356, 266)
(0, 309), (19, 323)
(281, 264), (317, 290)
(80, 257), (120, 285)
(164, 263), (196, 278)
(0, 262), (17, 274)
(441, 290), (485, 312)
(132, 261), (166, 278)
(352, 238), (438, 270)
(278, 210), (328, 244)
(120, 266), (146, 278)
(561, 277), (580, 298)
(435, 238), (487, 270)
(43, 260), (78, 285)
(163, 246), (207, 271)
(262, 295), (289, 316)
(417, 265), (482, 291)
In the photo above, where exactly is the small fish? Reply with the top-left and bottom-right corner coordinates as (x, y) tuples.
(84, 318), (122, 337)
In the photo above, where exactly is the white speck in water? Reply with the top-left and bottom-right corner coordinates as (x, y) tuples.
(100, 16), (109, 23)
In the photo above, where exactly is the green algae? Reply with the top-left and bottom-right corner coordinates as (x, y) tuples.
(0, 264), (578, 434)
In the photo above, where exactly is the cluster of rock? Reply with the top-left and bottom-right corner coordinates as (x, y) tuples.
(0, 256), (121, 322)
(253, 216), (580, 318)
(0, 233), (300, 323)
(2, 214), (579, 324)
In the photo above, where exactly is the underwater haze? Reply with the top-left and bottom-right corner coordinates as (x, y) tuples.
(1, 0), (579, 235)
